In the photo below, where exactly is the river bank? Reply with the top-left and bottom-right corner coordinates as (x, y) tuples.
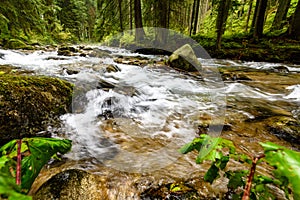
(192, 34), (300, 64)
(2, 34), (300, 64)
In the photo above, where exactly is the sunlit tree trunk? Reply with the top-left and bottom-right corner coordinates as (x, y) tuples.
(189, 0), (197, 36)
(288, 0), (300, 39)
(271, 0), (291, 31)
(216, 0), (231, 50)
(192, 0), (200, 35)
(118, 0), (123, 32)
(129, 0), (133, 31)
(245, 0), (254, 32)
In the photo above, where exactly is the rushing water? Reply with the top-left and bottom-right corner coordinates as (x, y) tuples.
(1, 46), (300, 197)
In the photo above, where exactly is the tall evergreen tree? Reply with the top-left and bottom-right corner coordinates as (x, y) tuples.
(134, 0), (145, 41)
(252, 0), (268, 38)
(271, 0), (291, 31)
(192, 0), (201, 35)
(216, 0), (231, 50)
(288, 0), (300, 39)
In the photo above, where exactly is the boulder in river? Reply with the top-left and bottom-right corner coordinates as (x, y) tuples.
(57, 46), (78, 56)
(0, 71), (73, 146)
(168, 44), (202, 72)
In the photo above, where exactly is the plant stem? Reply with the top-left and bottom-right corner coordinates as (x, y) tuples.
(16, 139), (22, 185)
(242, 154), (265, 200)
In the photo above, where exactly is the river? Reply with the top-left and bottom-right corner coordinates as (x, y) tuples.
(0, 46), (299, 199)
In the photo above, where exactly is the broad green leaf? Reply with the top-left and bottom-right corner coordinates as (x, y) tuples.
(0, 156), (16, 175)
(0, 173), (31, 200)
(20, 138), (72, 191)
(0, 140), (17, 156)
(180, 134), (236, 164)
(260, 142), (300, 200)
(204, 163), (220, 184)
(179, 136), (207, 154)
(0, 137), (72, 193)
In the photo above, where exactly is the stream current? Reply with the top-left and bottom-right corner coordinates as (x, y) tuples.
(1, 46), (300, 197)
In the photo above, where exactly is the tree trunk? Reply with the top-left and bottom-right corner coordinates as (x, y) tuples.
(189, 0), (197, 36)
(155, 0), (169, 46)
(289, 0), (300, 39)
(129, 0), (133, 31)
(253, 0), (268, 38)
(245, 0), (253, 32)
(251, 0), (259, 31)
(118, 0), (123, 32)
(192, 0), (200, 35)
(134, 0), (145, 41)
(271, 0), (291, 31)
(216, 0), (231, 50)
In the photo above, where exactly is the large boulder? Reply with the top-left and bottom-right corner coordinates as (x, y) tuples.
(0, 70), (73, 146)
(168, 44), (202, 72)
(33, 169), (108, 200)
(33, 168), (204, 200)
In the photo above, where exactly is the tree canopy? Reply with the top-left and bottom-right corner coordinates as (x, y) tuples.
(1, 0), (300, 46)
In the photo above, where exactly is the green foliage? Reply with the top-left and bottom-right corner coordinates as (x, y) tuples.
(0, 172), (31, 200)
(180, 134), (300, 199)
(261, 142), (300, 199)
(0, 137), (72, 199)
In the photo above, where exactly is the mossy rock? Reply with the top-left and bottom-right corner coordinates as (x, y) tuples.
(168, 44), (202, 72)
(0, 74), (73, 145)
(34, 169), (108, 200)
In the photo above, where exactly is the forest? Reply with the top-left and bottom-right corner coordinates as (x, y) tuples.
(1, 1), (300, 199)
(1, 0), (300, 62)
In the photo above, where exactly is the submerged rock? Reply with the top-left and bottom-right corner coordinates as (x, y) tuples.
(32, 167), (215, 200)
(266, 116), (300, 145)
(34, 169), (108, 200)
(114, 56), (149, 66)
(33, 168), (141, 200)
(106, 64), (121, 73)
(168, 44), (202, 72)
(88, 48), (112, 58)
(57, 46), (79, 56)
(0, 72), (73, 145)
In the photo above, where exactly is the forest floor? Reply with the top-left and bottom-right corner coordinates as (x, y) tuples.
(193, 35), (300, 64)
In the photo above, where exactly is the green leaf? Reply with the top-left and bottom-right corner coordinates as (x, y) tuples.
(204, 163), (220, 184)
(0, 137), (71, 195)
(225, 170), (248, 189)
(20, 138), (72, 191)
(0, 172), (31, 200)
(179, 135), (207, 154)
(260, 142), (300, 200)
(216, 155), (229, 170)
(0, 140), (17, 156)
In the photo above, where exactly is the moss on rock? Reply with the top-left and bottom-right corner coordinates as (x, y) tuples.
(0, 73), (73, 145)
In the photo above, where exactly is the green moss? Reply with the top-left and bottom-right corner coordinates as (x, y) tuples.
(0, 73), (73, 145)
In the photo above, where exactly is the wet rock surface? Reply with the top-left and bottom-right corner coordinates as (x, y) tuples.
(0, 66), (73, 146)
(168, 44), (202, 72)
(32, 163), (219, 200)
(33, 169), (109, 200)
